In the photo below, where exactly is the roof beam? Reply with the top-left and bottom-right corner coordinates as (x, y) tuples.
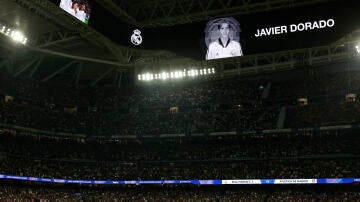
(14, 58), (40, 77)
(73, 61), (83, 84)
(0, 60), (10, 69)
(28, 57), (43, 78)
(91, 66), (117, 86)
(36, 36), (79, 48)
(30, 48), (126, 66)
(42, 60), (77, 82)
(95, 0), (138, 25)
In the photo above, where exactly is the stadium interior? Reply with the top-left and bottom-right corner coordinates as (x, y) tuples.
(0, 0), (359, 201)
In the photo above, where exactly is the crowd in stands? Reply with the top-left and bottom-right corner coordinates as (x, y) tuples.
(0, 100), (279, 135)
(0, 72), (262, 108)
(0, 186), (263, 202)
(1, 156), (358, 180)
(0, 185), (359, 201)
(0, 131), (359, 161)
(270, 69), (360, 99)
(2, 68), (360, 135)
(0, 131), (359, 180)
(267, 190), (360, 202)
(0, 67), (360, 200)
(285, 102), (360, 128)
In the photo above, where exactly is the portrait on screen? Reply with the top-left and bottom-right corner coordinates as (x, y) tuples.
(59, 0), (92, 24)
(205, 17), (243, 60)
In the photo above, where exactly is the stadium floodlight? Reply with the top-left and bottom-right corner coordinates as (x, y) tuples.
(138, 68), (216, 82)
(189, 69), (195, 77)
(356, 45), (360, 54)
(142, 73), (153, 81)
(5, 28), (11, 36)
(161, 72), (167, 80)
(11, 31), (24, 42)
(0, 22), (28, 45)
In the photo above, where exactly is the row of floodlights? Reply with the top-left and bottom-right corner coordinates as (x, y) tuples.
(0, 25), (27, 45)
(138, 68), (216, 81)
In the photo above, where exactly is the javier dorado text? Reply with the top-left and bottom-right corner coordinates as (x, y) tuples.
(255, 19), (335, 37)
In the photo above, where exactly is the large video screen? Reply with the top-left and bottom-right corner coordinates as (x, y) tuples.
(205, 17), (243, 60)
(59, 0), (93, 24)
(81, 0), (360, 60)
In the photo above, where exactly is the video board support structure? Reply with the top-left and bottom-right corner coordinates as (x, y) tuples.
(217, 41), (357, 78)
(139, 37), (359, 82)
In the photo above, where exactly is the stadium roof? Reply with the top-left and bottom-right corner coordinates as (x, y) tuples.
(100, 0), (337, 27)
(0, 0), (358, 85)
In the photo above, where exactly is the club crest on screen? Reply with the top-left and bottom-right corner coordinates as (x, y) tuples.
(131, 29), (143, 45)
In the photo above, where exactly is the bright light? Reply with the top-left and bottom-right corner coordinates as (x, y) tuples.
(161, 72), (167, 80)
(140, 73), (154, 81)
(356, 45), (360, 53)
(11, 31), (24, 42)
(189, 69), (196, 77)
(0, 22), (28, 45)
(138, 68), (216, 81)
(5, 28), (11, 36)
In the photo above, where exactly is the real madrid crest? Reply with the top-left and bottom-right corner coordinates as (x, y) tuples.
(131, 29), (142, 45)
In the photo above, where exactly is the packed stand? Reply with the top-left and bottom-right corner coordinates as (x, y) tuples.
(270, 69), (360, 99)
(0, 100), (279, 135)
(0, 131), (359, 180)
(0, 157), (359, 181)
(0, 186), (268, 202)
(1, 185), (359, 201)
(285, 102), (360, 128)
(0, 72), (263, 108)
(0, 130), (358, 161)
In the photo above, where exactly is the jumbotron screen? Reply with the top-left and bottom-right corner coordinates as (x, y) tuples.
(69, 0), (360, 60)
(90, 0), (358, 61)
(59, 0), (93, 24)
